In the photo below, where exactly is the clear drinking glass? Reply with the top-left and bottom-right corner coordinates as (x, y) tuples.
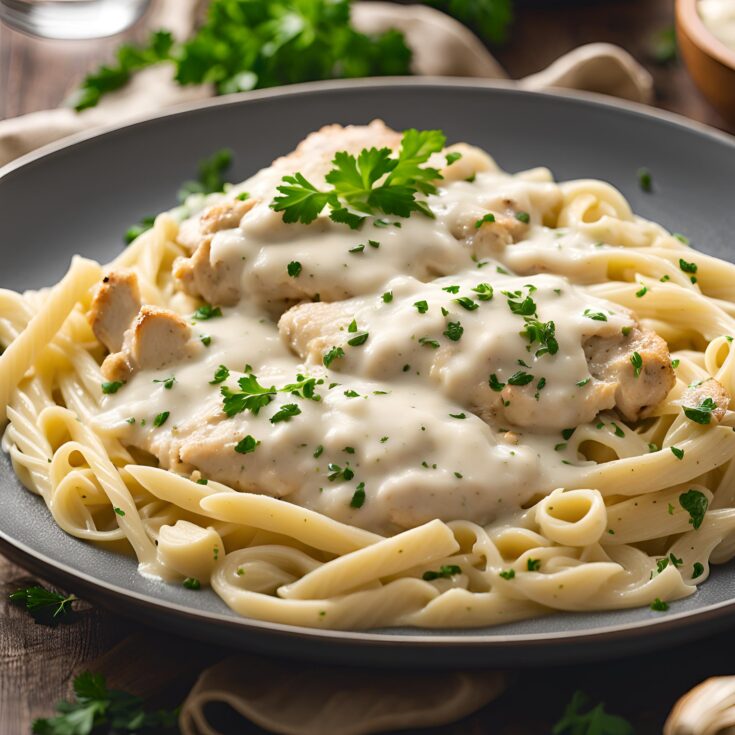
(0, 0), (150, 40)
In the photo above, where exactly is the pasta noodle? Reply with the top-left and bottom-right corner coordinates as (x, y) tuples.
(2, 121), (735, 630)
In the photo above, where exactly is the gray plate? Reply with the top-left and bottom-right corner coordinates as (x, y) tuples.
(2, 79), (735, 667)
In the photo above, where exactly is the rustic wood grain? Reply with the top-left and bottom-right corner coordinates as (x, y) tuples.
(1, 1), (735, 732)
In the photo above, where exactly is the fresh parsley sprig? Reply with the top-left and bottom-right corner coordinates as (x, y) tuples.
(271, 129), (447, 229)
(72, 1), (514, 112)
(32, 671), (178, 735)
(10, 585), (76, 626)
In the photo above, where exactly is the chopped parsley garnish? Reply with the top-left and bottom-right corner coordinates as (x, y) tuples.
(327, 463), (354, 482)
(454, 296), (479, 311)
(671, 446), (684, 460)
(418, 336), (440, 348)
(196, 478), (209, 485)
(635, 285), (648, 298)
(153, 376), (176, 390)
(508, 371), (534, 386)
(561, 428), (575, 440)
(671, 358), (680, 369)
(270, 404), (302, 423)
(489, 373), (505, 392)
(192, 303), (222, 320)
(183, 577), (201, 590)
(281, 374), (321, 400)
(113, 507), (125, 517)
(348, 320), (358, 332)
(443, 321), (464, 341)
(287, 261), (302, 277)
(347, 332), (369, 347)
(349, 243), (365, 254)
(442, 285), (460, 294)
(222, 374), (276, 416)
(621, 326), (632, 336)
(236, 192), (250, 201)
(515, 211), (530, 224)
(382, 291), (393, 303)
(499, 569), (515, 580)
(101, 380), (124, 395)
(235, 435), (260, 454)
(683, 396), (717, 425)
(350, 482), (366, 508)
(472, 283), (493, 301)
(414, 300), (429, 314)
(10, 585), (76, 625)
(449, 412), (466, 419)
(576, 378), (591, 387)
(521, 317), (559, 357)
(692, 562), (705, 578)
(368, 239), (380, 248)
(554, 443), (567, 451)
(638, 167), (653, 192)
(660, 274), (671, 282)
(422, 564), (461, 580)
(503, 288), (537, 316)
(445, 152), (462, 166)
(210, 365), (230, 384)
(630, 351), (643, 378)
(323, 346), (345, 367)
(679, 258), (698, 274)
(474, 213), (496, 228)
(153, 411), (170, 427)
(679, 488), (708, 529)
(313, 445), (324, 458)
(271, 129), (446, 228)
(526, 558), (541, 571)
(610, 422), (625, 438)
(650, 597), (669, 611)
(200, 334), (212, 347)
(583, 309), (607, 321)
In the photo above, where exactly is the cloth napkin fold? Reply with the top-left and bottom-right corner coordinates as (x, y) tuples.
(0, 0), (653, 168)
(2, 2), (656, 732)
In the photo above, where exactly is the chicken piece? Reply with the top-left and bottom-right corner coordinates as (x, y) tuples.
(173, 237), (242, 307)
(102, 306), (193, 382)
(88, 270), (141, 352)
(271, 119), (402, 184)
(200, 196), (257, 235)
(681, 378), (730, 424)
(447, 197), (531, 257)
(584, 327), (676, 421)
(278, 301), (353, 364)
(279, 273), (673, 431)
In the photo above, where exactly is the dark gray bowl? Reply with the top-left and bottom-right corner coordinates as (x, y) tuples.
(1, 79), (734, 667)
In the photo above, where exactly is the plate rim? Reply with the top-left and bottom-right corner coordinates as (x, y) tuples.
(3, 77), (735, 655)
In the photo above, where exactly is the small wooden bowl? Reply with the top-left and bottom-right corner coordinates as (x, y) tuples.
(676, 0), (735, 123)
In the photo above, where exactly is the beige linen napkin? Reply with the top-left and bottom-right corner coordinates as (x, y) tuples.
(0, 0), (652, 167)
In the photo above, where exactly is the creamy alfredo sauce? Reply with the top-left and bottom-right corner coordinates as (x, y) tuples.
(699, 0), (735, 51)
(95, 160), (634, 535)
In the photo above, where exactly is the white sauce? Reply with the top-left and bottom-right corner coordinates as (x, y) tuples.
(94, 155), (638, 534)
(699, 0), (735, 51)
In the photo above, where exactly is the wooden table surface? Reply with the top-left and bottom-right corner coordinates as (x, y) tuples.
(1, 1), (734, 732)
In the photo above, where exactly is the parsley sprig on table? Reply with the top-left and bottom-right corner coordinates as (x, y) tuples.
(32, 671), (178, 735)
(9, 585), (76, 626)
(553, 690), (633, 735)
(71, 0), (513, 112)
(271, 129), (446, 229)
